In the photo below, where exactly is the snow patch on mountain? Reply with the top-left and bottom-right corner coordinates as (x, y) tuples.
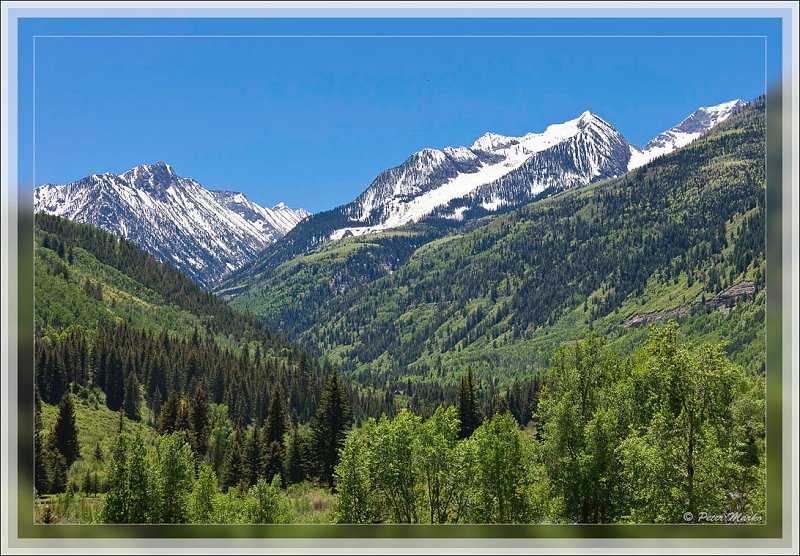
(330, 109), (636, 239)
(34, 162), (309, 288)
(628, 99), (745, 170)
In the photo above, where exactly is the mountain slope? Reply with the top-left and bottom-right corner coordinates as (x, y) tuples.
(220, 100), (743, 292)
(227, 97), (765, 390)
(627, 99), (745, 169)
(34, 162), (309, 288)
(34, 213), (391, 424)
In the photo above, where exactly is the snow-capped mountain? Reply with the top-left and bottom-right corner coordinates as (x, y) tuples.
(627, 99), (745, 170)
(34, 162), (309, 288)
(330, 110), (632, 239)
(217, 99), (746, 290)
(313, 99), (743, 241)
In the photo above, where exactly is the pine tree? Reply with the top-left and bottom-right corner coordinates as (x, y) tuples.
(220, 426), (244, 492)
(52, 391), (81, 467)
(264, 383), (289, 445)
(47, 446), (68, 493)
(34, 389), (50, 494)
(175, 399), (190, 433)
(284, 424), (305, 485)
(312, 371), (351, 488)
(243, 423), (265, 488)
(151, 387), (163, 426)
(123, 370), (141, 421)
(105, 348), (125, 411)
(158, 390), (179, 434)
(493, 394), (509, 416)
(457, 368), (483, 439)
(188, 383), (210, 456)
(263, 441), (285, 486)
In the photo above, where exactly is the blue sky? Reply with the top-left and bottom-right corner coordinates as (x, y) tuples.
(18, 17), (781, 212)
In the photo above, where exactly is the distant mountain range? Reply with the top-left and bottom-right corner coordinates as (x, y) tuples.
(34, 162), (309, 287)
(220, 99), (745, 288)
(222, 97), (765, 384)
(34, 99), (744, 288)
(321, 99), (745, 240)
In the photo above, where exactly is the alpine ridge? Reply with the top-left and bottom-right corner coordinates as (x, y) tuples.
(34, 162), (310, 288)
(219, 99), (745, 290)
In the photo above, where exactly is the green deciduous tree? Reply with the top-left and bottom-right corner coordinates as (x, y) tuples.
(414, 405), (463, 523)
(209, 404), (233, 478)
(335, 424), (376, 524)
(617, 322), (761, 523)
(369, 410), (422, 523)
(245, 475), (289, 524)
(465, 412), (537, 523)
(536, 333), (624, 523)
(150, 431), (195, 523)
(191, 463), (217, 524)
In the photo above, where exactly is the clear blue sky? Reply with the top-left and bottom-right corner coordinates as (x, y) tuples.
(18, 17), (780, 213)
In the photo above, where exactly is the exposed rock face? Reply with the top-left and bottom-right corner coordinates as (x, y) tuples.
(624, 281), (757, 328)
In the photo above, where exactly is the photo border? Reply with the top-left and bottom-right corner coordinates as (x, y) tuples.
(2, 2), (797, 552)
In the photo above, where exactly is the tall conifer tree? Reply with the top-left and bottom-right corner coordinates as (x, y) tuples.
(53, 391), (81, 467)
(457, 368), (483, 439)
(312, 371), (351, 488)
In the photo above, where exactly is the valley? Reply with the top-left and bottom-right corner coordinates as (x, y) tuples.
(32, 97), (766, 526)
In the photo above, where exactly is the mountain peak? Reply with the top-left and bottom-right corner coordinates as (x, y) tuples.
(34, 163), (309, 288)
(698, 99), (745, 114)
(137, 161), (175, 175)
(629, 98), (747, 170)
(120, 161), (178, 190)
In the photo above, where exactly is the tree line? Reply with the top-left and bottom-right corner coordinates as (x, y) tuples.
(334, 323), (765, 524)
(38, 322), (764, 525)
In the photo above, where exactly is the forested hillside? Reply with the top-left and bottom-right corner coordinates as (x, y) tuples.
(32, 100), (767, 527)
(227, 98), (765, 414)
(33, 214), (398, 508)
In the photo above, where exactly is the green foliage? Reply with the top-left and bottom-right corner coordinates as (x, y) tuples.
(457, 368), (483, 439)
(333, 404), (539, 524)
(368, 411), (423, 523)
(188, 384), (211, 456)
(330, 324), (763, 525)
(227, 100), (766, 411)
(312, 371), (352, 487)
(413, 405), (466, 523)
(536, 333), (625, 522)
(465, 412), (541, 523)
(190, 463), (218, 524)
(244, 475), (290, 524)
(616, 322), (764, 523)
(150, 432), (196, 523)
(52, 391), (81, 467)
(335, 427), (376, 523)
(34, 214), (367, 439)
(284, 425), (307, 486)
(123, 371), (141, 421)
(208, 404), (233, 478)
(220, 427), (245, 493)
(34, 392), (50, 494)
